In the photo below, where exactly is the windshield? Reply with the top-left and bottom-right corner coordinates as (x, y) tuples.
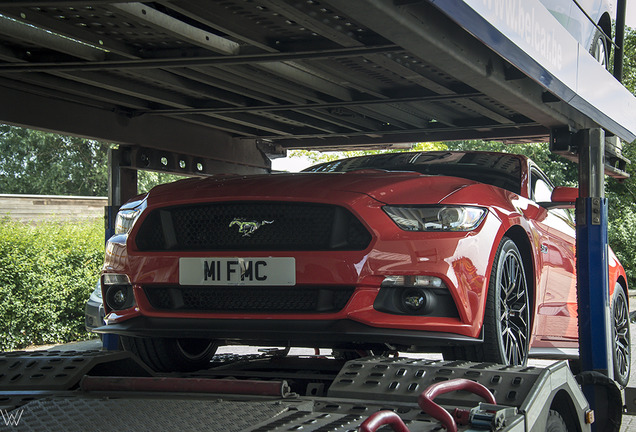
(304, 152), (522, 194)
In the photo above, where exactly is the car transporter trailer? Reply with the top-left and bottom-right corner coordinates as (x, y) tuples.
(1, 0), (636, 430)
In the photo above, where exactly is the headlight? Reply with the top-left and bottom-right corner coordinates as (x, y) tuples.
(114, 198), (147, 235)
(383, 205), (486, 231)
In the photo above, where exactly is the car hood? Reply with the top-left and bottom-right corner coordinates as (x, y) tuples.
(144, 171), (479, 206)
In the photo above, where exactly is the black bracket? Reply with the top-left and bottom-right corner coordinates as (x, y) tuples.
(549, 127), (630, 179)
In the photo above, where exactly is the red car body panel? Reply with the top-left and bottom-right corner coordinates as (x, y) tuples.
(101, 152), (628, 354)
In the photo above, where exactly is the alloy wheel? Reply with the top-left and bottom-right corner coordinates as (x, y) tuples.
(497, 249), (530, 366)
(613, 289), (631, 383)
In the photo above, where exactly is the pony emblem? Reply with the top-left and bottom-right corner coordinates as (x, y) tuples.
(229, 218), (274, 237)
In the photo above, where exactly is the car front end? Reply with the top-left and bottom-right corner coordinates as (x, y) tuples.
(97, 170), (507, 353)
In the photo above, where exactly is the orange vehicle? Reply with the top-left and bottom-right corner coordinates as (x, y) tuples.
(98, 151), (630, 386)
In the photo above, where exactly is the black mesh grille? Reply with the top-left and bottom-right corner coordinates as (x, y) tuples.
(143, 286), (355, 313)
(135, 202), (371, 251)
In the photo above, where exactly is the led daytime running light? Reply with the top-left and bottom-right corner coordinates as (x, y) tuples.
(383, 205), (486, 232)
(381, 275), (445, 288)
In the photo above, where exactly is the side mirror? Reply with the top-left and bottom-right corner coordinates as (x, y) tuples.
(540, 186), (578, 209)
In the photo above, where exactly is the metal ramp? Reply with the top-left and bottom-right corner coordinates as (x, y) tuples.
(0, 354), (593, 431)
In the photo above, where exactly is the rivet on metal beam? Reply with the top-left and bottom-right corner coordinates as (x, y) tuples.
(592, 198), (601, 225)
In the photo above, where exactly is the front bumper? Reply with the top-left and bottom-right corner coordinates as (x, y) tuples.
(102, 195), (502, 344)
(94, 317), (483, 350)
(85, 298), (105, 332)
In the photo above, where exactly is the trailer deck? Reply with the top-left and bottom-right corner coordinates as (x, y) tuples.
(0, 348), (593, 431)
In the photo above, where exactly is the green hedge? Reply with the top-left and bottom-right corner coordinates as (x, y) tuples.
(0, 218), (104, 351)
(609, 214), (636, 291)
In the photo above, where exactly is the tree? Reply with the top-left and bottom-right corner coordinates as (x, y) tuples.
(137, 171), (187, 194)
(0, 125), (188, 196)
(615, 25), (636, 95)
(442, 140), (579, 187)
(603, 25), (636, 288)
(0, 125), (109, 196)
(291, 140), (579, 187)
(289, 142), (449, 165)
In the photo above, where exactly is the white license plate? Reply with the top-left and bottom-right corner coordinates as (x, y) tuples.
(179, 257), (296, 286)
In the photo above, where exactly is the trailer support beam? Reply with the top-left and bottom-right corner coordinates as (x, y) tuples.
(576, 128), (613, 431)
(102, 147), (138, 351)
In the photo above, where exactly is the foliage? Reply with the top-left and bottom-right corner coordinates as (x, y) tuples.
(0, 218), (104, 351)
(292, 140), (579, 187)
(138, 171), (188, 194)
(607, 24), (636, 227)
(0, 125), (109, 196)
(0, 125), (187, 196)
(608, 212), (636, 289)
(289, 142), (448, 165)
(606, 138), (636, 221)
(606, 143), (636, 290)
(441, 140), (579, 187)
(614, 25), (636, 95)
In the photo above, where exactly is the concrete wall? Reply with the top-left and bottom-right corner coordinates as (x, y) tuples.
(0, 194), (107, 223)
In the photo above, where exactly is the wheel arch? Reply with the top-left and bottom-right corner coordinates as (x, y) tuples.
(549, 389), (584, 432)
(598, 12), (612, 43)
(616, 275), (628, 294)
(503, 225), (536, 319)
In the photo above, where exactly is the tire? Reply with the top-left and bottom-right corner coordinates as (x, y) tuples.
(121, 336), (218, 372)
(589, 28), (609, 69)
(612, 284), (631, 387)
(546, 410), (568, 432)
(443, 237), (530, 366)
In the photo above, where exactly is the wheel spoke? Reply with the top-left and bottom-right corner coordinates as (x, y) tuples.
(615, 300), (627, 328)
(610, 289), (632, 383)
(497, 249), (529, 366)
(616, 348), (628, 375)
(502, 329), (518, 364)
(617, 327), (629, 339)
(500, 312), (529, 365)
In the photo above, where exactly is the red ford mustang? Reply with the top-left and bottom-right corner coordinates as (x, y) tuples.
(98, 151), (630, 384)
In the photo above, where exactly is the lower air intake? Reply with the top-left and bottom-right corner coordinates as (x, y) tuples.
(143, 286), (355, 313)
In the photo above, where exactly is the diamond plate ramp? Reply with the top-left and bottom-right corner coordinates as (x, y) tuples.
(328, 357), (545, 407)
(5, 398), (289, 432)
(0, 350), (153, 391)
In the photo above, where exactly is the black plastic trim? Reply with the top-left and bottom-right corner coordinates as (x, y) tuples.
(94, 317), (482, 349)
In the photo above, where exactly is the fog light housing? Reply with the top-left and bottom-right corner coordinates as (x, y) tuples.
(376, 275), (447, 315)
(105, 285), (135, 311)
(103, 273), (135, 311)
(402, 288), (426, 311)
(401, 287), (434, 314)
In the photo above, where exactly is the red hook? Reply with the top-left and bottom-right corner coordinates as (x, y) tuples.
(358, 410), (411, 432)
(417, 378), (496, 432)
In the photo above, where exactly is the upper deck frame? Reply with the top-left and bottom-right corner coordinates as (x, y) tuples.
(0, 0), (634, 160)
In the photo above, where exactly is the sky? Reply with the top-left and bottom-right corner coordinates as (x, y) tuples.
(612, 1), (636, 28)
(628, 4), (636, 28)
(271, 153), (313, 172)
